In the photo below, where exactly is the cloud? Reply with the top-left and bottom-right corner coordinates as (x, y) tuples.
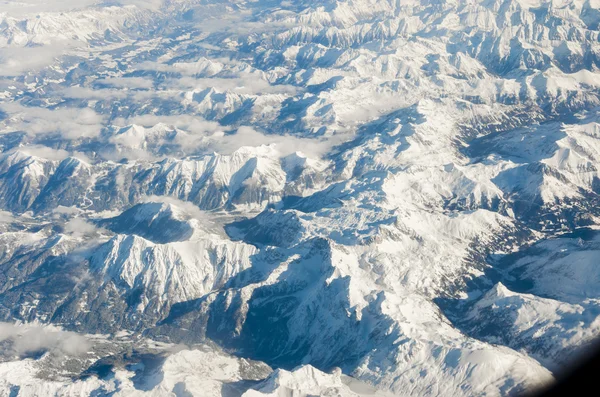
(141, 195), (224, 235)
(184, 7), (294, 37)
(60, 86), (130, 100)
(107, 116), (341, 160)
(181, 76), (299, 96)
(136, 59), (299, 96)
(105, 115), (228, 160)
(64, 218), (102, 238)
(58, 85), (158, 106)
(0, 0), (166, 17)
(52, 206), (82, 216)
(95, 76), (155, 90)
(142, 195), (211, 222)
(0, 211), (15, 224)
(0, 42), (79, 76)
(14, 145), (93, 163)
(19, 145), (70, 161)
(210, 126), (345, 159)
(1, 103), (105, 140)
(114, 114), (225, 136)
(0, 322), (90, 358)
(0, 1), (98, 17)
(111, 0), (165, 10)
(107, 115), (344, 160)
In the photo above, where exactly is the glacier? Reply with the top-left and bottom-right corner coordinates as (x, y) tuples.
(0, 0), (600, 395)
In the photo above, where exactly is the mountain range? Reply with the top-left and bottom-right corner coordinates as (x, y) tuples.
(1, 0), (600, 396)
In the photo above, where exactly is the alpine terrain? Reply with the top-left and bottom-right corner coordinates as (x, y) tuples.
(0, 0), (600, 396)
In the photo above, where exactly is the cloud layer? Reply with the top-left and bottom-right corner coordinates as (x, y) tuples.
(0, 322), (90, 358)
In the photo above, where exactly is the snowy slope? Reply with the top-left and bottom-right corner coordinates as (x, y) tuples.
(0, 322), (392, 397)
(0, 0), (599, 396)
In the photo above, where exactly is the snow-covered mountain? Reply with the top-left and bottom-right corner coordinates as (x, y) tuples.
(0, 0), (599, 395)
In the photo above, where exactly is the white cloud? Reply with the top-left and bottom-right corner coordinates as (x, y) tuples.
(0, 0), (166, 17)
(141, 195), (224, 235)
(1, 103), (105, 140)
(182, 76), (299, 96)
(0, 322), (90, 357)
(95, 76), (154, 90)
(0, 1), (98, 17)
(185, 7), (294, 37)
(142, 195), (211, 222)
(19, 145), (70, 161)
(64, 218), (102, 238)
(112, 0), (165, 11)
(114, 114), (224, 136)
(108, 116), (344, 160)
(60, 86), (129, 100)
(99, 146), (161, 162)
(52, 206), (82, 216)
(210, 126), (346, 159)
(106, 115), (228, 159)
(136, 59), (298, 96)
(59, 85), (158, 105)
(0, 211), (15, 224)
(0, 42), (78, 76)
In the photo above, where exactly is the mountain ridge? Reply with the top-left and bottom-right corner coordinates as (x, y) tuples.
(0, 0), (599, 395)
